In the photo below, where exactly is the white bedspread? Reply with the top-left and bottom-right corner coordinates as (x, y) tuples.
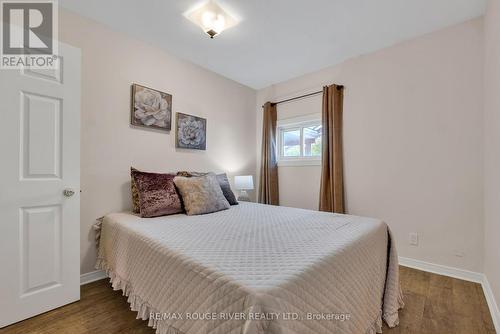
(95, 202), (403, 334)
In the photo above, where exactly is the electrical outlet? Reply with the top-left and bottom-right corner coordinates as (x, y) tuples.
(409, 233), (419, 246)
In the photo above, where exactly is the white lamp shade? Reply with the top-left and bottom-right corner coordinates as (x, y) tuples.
(234, 175), (254, 190)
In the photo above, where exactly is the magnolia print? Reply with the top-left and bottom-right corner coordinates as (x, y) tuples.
(131, 84), (172, 131)
(176, 113), (207, 150)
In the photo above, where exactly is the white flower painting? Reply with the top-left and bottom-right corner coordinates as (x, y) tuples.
(176, 113), (207, 150)
(131, 84), (172, 131)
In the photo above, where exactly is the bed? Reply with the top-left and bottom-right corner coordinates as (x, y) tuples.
(94, 202), (403, 334)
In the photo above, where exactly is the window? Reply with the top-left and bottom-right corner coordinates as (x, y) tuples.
(277, 116), (322, 166)
(282, 129), (301, 157)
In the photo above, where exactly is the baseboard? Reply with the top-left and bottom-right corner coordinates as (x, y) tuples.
(80, 270), (107, 285)
(399, 256), (499, 333)
(481, 275), (500, 332)
(398, 256), (483, 283)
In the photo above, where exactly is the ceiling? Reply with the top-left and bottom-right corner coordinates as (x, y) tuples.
(59, 0), (486, 89)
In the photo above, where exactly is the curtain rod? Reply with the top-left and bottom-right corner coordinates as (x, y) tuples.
(264, 85), (344, 107)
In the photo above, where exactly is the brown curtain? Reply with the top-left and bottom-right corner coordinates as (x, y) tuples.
(258, 102), (279, 205)
(319, 85), (345, 213)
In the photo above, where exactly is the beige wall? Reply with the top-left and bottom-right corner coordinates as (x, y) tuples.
(59, 9), (257, 275)
(257, 18), (485, 272)
(483, 0), (500, 307)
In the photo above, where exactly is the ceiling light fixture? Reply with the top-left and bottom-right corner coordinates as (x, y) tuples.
(185, 0), (238, 39)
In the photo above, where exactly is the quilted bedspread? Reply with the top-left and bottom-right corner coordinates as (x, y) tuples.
(95, 202), (403, 334)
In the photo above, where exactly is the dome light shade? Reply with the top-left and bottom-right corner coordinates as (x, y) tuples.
(185, 1), (238, 38)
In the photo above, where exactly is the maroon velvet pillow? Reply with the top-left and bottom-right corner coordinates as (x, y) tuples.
(132, 170), (183, 218)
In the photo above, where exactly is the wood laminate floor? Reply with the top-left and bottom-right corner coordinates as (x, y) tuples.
(0, 266), (496, 334)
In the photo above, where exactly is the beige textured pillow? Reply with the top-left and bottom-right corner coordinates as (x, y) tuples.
(174, 173), (230, 215)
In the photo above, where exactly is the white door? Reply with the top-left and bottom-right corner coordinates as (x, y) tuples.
(0, 42), (81, 328)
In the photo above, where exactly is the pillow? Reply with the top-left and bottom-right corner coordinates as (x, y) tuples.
(173, 173), (230, 215)
(132, 169), (183, 218)
(177, 171), (208, 177)
(216, 173), (238, 205)
(177, 171), (238, 206)
(130, 167), (140, 213)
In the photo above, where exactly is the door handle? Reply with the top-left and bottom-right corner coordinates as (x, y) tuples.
(63, 188), (75, 197)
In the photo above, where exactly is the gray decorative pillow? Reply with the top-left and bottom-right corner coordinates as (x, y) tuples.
(174, 173), (230, 215)
(177, 171), (208, 177)
(177, 171), (238, 205)
(216, 173), (238, 205)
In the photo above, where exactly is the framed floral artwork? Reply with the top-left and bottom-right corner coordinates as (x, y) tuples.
(176, 112), (207, 150)
(131, 83), (172, 131)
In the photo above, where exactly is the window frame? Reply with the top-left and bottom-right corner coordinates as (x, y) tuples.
(276, 115), (322, 167)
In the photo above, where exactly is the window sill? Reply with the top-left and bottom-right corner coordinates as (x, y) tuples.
(278, 159), (321, 167)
